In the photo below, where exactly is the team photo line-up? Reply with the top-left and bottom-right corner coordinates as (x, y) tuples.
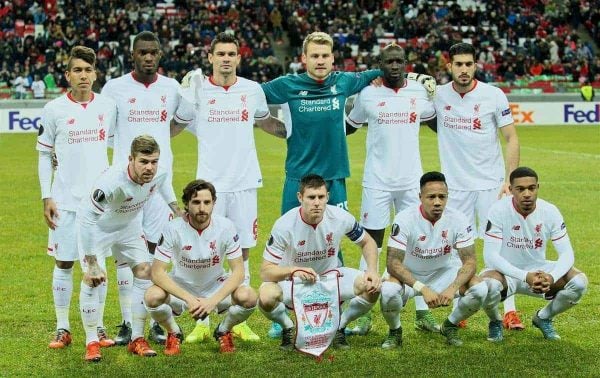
(38, 30), (587, 361)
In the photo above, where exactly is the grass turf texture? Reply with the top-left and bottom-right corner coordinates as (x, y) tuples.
(1, 125), (598, 376)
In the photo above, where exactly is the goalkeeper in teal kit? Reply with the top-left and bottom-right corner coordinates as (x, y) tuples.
(261, 31), (381, 214)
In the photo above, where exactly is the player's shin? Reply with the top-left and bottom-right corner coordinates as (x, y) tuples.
(221, 304), (255, 331)
(339, 296), (375, 329)
(53, 266), (73, 331)
(80, 282), (100, 344)
(380, 281), (403, 330)
(116, 264), (133, 324)
(131, 277), (153, 339)
(259, 302), (294, 329)
(538, 273), (588, 319)
(448, 281), (487, 325)
(482, 278), (503, 321)
(146, 303), (180, 334)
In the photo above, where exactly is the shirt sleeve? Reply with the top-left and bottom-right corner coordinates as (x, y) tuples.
(263, 221), (288, 265)
(78, 177), (116, 256)
(547, 206), (574, 282)
(261, 76), (290, 104)
(38, 150), (53, 199)
(343, 69), (383, 96)
(346, 92), (367, 128)
(157, 171), (177, 205)
(454, 215), (475, 249)
(419, 96), (436, 121)
(223, 221), (242, 260)
(494, 88), (514, 128)
(36, 104), (55, 151)
(173, 95), (196, 125)
(254, 85), (270, 120)
(340, 209), (365, 244)
(155, 226), (176, 264)
(387, 215), (409, 251)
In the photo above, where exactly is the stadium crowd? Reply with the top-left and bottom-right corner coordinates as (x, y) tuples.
(0, 0), (598, 99)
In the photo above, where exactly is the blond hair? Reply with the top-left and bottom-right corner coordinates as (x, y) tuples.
(130, 134), (160, 157)
(302, 32), (333, 54)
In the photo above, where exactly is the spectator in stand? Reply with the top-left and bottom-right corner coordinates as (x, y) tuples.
(288, 56), (302, 75)
(529, 59), (544, 76)
(31, 73), (45, 99)
(12, 71), (29, 99)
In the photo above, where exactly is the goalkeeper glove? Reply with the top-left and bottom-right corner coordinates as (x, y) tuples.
(406, 72), (437, 99)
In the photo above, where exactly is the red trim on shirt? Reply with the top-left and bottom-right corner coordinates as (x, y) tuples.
(511, 197), (534, 219)
(67, 91), (94, 108)
(265, 247), (282, 260)
(37, 141), (54, 148)
(390, 236), (406, 247)
(91, 199), (104, 212)
(299, 208), (320, 230)
(485, 232), (502, 240)
(551, 233), (567, 242)
(131, 72), (158, 88)
(209, 75), (238, 91)
(419, 205), (437, 225)
(226, 246), (241, 256)
(186, 214), (211, 236)
(383, 79), (408, 93)
(452, 79), (478, 98)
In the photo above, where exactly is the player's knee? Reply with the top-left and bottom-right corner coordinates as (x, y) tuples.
(132, 262), (152, 280)
(466, 280), (488, 304)
(55, 260), (75, 269)
(258, 284), (280, 311)
(380, 281), (403, 312)
(565, 273), (588, 302)
(483, 278), (503, 306)
(234, 286), (258, 308)
(144, 285), (167, 307)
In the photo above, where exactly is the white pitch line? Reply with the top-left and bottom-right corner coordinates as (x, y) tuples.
(522, 146), (600, 160)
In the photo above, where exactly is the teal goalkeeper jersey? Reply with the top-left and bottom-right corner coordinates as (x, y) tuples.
(262, 70), (382, 180)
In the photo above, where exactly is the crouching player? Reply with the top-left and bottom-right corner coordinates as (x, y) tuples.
(481, 167), (588, 342)
(381, 172), (488, 348)
(78, 135), (180, 361)
(145, 179), (258, 354)
(258, 174), (381, 350)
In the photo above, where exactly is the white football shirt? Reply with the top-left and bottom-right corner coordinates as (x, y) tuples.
(388, 205), (474, 275)
(348, 81), (435, 191)
(433, 80), (514, 190)
(37, 92), (116, 211)
(263, 205), (366, 274)
(102, 73), (180, 173)
(174, 76), (270, 192)
(78, 164), (176, 254)
(484, 196), (568, 276)
(155, 214), (242, 290)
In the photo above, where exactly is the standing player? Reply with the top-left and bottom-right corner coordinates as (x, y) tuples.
(346, 43), (437, 335)
(78, 135), (181, 361)
(258, 174), (381, 350)
(382, 172), (489, 348)
(102, 31), (180, 345)
(37, 46), (117, 351)
(432, 42), (521, 329)
(145, 179), (258, 355)
(171, 32), (285, 343)
(481, 167), (587, 342)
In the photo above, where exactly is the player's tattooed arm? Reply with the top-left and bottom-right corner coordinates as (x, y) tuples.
(386, 246), (415, 285)
(168, 201), (183, 218)
(450, 244), (477, 291)
(256, 116), (286, 138)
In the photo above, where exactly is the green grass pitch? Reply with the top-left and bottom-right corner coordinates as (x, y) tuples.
(0, 125), (598, 376)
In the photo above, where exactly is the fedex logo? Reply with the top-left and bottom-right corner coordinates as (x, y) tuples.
(564, 104), (599, 123)
(8, 111), (41, 131)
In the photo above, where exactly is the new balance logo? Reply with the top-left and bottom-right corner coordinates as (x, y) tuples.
(377, 102), (386, 107)
(298, 91), (308, 96)
(445, 105), (451, 110)
(208, 98), (216, 104)
(512, 225), (520, 230)
(128, 98), (136, 104)
(182, 245), (192, 251)
(297, 240), (306, 247)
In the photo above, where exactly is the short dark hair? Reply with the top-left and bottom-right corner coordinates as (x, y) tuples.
(299, 174), (327, 194)
(449, 43), (476, 61)
(210, 32), (239, 54)
(420, 171), (447, 189)
(509, 167), (538, 184)
(133, 31), (160, 50)
(130, 134), (160, 157)
(67, 46), (96, 70)
(182, 179), (217, 207)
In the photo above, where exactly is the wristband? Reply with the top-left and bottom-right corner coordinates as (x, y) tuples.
(413, 281), (425, 292)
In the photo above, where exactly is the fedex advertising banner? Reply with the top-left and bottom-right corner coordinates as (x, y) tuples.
(1, 102), (598, 133)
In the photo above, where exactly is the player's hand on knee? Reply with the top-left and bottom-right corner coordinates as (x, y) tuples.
(85, 265), (106, 288)
(421, 286), (440, 308)
(364, 271), (382, 294)
(438, 288), (455, 306)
